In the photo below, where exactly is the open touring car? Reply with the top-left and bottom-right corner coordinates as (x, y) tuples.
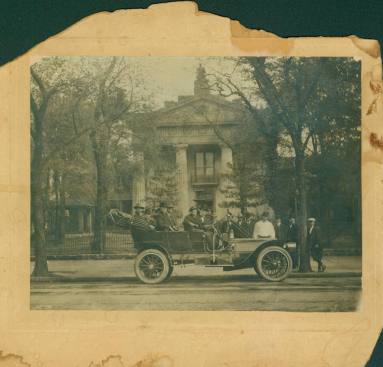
(108, 209), (296, 284)
(129, 222), (296, 284)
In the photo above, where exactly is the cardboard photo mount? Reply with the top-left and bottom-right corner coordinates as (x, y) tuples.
(0, 2), (382, 366)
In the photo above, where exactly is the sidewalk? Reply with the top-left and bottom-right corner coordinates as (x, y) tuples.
(31, 248), (361, 261)
(30, 256), (362, 282)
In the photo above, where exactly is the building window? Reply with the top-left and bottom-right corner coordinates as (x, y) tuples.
(195, 151), (215, 182)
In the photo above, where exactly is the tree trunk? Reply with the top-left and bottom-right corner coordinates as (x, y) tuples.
(318, 179), (331, 246)
(31, 122), (49, 276)
(53, 171), (66, 244)
(53, 170), (60, 244)
(295, 153), (311, 272)
(91, 135), (108, 253)
(58, 176), (66, 242)
(264, 136), (280, 213)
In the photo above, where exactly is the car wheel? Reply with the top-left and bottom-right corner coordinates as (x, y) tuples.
(165, 265), (174, 280)
(134, 249), (170, 284)
(255, 246), (292, 282)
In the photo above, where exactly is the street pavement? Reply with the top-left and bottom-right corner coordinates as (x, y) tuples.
(30, 256), (361, 311)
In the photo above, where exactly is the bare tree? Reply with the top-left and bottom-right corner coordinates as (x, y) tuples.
(86, 57), (138, 252)
(209, 57), (339, 272)
(30, 63), (64, 276)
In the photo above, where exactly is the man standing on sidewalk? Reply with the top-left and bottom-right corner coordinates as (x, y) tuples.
(286, 217), (297, 242)
(275, 217), (285, 241)
(307, 217), (326, 272)
(286, 217), (298, 268)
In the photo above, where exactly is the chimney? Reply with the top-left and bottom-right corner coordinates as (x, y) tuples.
(194, 64), (210, 96)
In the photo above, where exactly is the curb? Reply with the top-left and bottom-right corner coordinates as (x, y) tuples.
(289, 271), (361, 278)
(30, 271), (362, 283)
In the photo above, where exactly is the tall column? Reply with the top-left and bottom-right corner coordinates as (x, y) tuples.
(216, 144), (233, 218)
(132, 151), (146, 209)
(175, 144), (189, 217)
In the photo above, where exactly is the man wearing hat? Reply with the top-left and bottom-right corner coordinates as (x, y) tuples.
(307, 217), (326, 272)
(131, 204), (155, 231)
(183, 206), (202, 231)
(156, 202), (177, 231)
(286, 217), (298, 268)
(286, 217), (298, 243)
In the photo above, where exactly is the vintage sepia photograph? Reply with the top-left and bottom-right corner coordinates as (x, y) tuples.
(30, 56), (361, 311)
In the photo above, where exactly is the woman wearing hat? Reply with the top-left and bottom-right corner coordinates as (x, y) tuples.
(307, 218), (326, 272)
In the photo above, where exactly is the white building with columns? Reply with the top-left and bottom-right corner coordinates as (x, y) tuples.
(131, 65), (254, 218)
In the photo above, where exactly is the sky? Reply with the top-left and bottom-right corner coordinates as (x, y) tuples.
(32, 55), (242, 109)
(109, 56), (239, 108)
(32, 55), (250, 112)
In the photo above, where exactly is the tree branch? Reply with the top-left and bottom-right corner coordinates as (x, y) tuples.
(30, 94), (39, 119)
(249, 59), (293, 131)
(31, 66), (47, 95)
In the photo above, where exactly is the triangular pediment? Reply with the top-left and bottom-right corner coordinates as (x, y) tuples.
(156, 95), (247, 126)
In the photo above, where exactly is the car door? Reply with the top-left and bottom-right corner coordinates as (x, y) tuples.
(166, 231), (193, 252)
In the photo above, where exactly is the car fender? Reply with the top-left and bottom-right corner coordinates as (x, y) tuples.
(136, 243), (173, 264)
(230, 239), (285, 268)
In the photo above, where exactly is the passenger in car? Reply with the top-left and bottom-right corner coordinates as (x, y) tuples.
(144, 208), (156, 227)
(131, 204), (155, 231)
(199, 207), (213, 230)
(156, 202), (177, 231)
(167, 203), (180, 231)
(253, 211), (276, 239)
(183, 207), (203, 231)
(204, 208), (215, 226)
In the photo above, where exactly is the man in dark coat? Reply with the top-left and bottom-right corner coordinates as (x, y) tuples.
(204, 208), (215, 226)
(156, 202), (177, 231)
(183, 207), (202, 231)
(217, 211), (233, 236)
(199, 207), (215, 231)
(307, 217), (326, 272)
(233, 213), (250, 238)
(286, 217), (298, 269)
(286, 217), (298, 243)
(275, 217), (286, 241)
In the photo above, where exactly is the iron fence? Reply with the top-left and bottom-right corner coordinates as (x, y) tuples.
(32, 230), (134, 255)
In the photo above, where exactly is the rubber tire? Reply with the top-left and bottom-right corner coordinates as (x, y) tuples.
(165, 265), (174, 281)
(134, 249), (170, 284)
(255, 246), (292, 282)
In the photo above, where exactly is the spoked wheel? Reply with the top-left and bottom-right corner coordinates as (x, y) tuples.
(255, 246), (292, 282)
(166, 266), (174, 280)
(134, 249), (170, 284)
